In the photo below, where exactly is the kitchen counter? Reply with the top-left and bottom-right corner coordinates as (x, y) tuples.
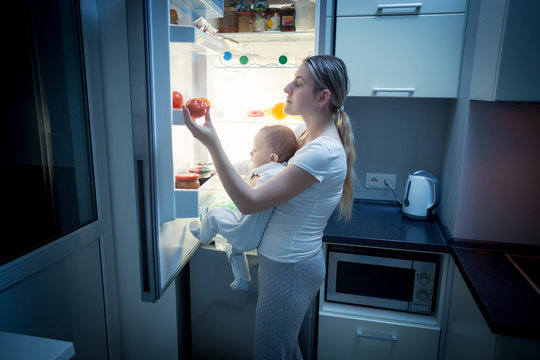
(323, 199), (451, 253)
(452, 242), (540, 341)
(323, 199), (540, 341)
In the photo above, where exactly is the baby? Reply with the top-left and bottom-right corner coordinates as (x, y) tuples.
(190, 124), (297, 290)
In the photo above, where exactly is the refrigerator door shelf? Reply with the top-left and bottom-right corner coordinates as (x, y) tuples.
(170, 0), (223, 19)
(170, 25), (223, 55)
(174, 174), (224, 218)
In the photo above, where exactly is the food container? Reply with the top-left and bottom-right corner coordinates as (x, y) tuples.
(219, 6), (238, 33)
(189, 166), (213, 185)
(175, 173), (200, 189)
(170, 9), (179, 25)
(252, 8), (267, 32)
(238, 12), (253, 32)
(266, 8), (280, 31)
(280, 6), (295, 32)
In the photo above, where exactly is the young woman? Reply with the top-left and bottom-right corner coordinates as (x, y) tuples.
(183, 54), (356, 359)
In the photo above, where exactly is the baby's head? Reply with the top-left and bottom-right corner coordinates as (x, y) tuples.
(250, 125), (297, 168)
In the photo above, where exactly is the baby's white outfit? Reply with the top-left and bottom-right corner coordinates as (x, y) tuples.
(189, 162), (286, 289)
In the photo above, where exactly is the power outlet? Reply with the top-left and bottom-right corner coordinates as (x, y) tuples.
(366, 173), (396, 189)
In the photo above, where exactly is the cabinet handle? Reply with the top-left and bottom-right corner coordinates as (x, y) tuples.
(356, 329), (399, 342)
(372, 87), (416, 93)
(377, 3), (423, 11)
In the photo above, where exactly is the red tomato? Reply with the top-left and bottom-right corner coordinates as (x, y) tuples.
(185, 98), (208, 119)
(172, 91), (184, 109)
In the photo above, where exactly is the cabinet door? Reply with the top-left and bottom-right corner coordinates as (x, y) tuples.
(317, 313), (440, 360)
(337, 0), (467, 16)
(336, 14), (465, 98)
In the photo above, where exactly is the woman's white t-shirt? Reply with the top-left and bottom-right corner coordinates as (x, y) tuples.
(257, 136), (347, 263)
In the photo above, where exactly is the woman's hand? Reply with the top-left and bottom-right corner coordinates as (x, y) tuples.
(182, 105), (220, 149)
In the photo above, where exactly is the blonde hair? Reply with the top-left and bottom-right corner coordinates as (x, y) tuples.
(304, 55), (356, 221)
(258, 125), (297, 163)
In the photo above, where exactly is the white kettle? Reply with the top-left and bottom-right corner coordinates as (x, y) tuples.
(402, 170), (440, 220)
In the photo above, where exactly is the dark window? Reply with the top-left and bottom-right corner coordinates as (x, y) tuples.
(2, 0), (97, 265)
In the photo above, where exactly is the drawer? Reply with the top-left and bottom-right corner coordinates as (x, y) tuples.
(317, 313), (440, 360)
(337, 0), (467, 16)
(335, 14), (465, 98)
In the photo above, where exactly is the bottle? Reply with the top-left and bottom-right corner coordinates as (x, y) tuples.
(266, 8), (280, 31)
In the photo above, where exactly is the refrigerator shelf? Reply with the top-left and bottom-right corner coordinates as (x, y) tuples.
(170, 25), (223, 55)
(172, 109), (304, 126)
(217, 31), (315, 44)
(174, 173), (224, 218)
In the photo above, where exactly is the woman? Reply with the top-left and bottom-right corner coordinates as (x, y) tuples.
(183, 54), (356, 359)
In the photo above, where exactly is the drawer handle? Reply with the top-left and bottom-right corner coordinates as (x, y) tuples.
(377, 3), (423, 11)
(372, 87), (416, 93)
(356, 329), (399, 342)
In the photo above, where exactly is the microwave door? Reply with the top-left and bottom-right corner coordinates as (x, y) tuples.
(327, 252), (415, 311)
(127, 0), (200, 302)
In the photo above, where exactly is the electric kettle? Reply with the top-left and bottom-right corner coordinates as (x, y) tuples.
(402, 170), (440, 220)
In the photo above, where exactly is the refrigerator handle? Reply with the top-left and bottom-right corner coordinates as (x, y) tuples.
(136, 159), (152, 295)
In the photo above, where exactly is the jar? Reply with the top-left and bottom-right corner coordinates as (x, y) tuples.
(189, 166), (213, 185)
(175, 173), (200, 189)
(252, 8), (267, 32)
(170, 9), (179, 25)
(219, 6), (238, 33)
(280, 6), (295, 32)
(266, 8), (280, 31)
(238, 12), (253, 33)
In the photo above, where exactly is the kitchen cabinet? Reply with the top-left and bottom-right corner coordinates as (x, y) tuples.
(330, 0), (467, 98)
(469, 0), (540, 102)
(318, 313), (440, 360)
(442, 259), (540, 360)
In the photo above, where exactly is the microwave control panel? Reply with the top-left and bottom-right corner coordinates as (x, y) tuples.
(410, 261), (437, 313)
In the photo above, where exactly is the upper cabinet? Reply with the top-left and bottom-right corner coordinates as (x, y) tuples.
(469, 0), (540, 102)
(330, 0), (467, 98)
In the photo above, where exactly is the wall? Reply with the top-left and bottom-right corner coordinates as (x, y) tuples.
(346, 97), (451, 201)
(454, 101), (540, 244)
(439, 0), (540, 244)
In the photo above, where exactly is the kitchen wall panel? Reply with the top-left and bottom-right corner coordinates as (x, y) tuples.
(454, 101), (540, 244)
(346, 97), (450, 201)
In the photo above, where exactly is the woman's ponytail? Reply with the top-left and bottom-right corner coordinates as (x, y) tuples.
(305, 55), (356, 222)
(336, 110), (356, 222)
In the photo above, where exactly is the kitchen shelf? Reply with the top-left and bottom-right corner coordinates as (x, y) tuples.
(170, 0), (223, 18)
(170, 25), (223, 55)
(217, 31), (315, 44)
(174, 174), (224, 218)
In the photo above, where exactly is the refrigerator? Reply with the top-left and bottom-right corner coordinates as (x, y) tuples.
(127, 0), (320, 358)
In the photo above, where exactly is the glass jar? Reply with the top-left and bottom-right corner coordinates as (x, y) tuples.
(266, 8), (280, 31)
(175, 173), (200, 189)
(238, 11), (253, 33)
(219, 6), (238, 33)
(280, 6), (296, 32)
(169, 9), (179, 25)
(252, 8), (267, 32)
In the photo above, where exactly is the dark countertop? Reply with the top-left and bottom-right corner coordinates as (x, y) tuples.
(323, 199), (451, 253)
(452, 243), (540, 341)
(323, 199), (540, 341)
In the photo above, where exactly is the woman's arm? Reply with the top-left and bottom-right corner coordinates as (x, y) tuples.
(183, 106), (317, 214)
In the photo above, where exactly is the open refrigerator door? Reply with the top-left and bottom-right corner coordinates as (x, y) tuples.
(131, 0), (317, 302)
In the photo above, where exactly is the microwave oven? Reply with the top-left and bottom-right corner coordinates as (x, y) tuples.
(326, 245), (438, 314)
